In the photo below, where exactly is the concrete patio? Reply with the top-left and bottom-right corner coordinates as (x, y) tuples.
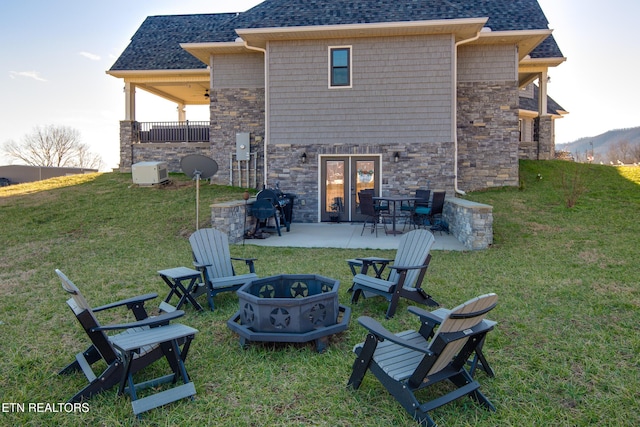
(241, 222), (467, 250)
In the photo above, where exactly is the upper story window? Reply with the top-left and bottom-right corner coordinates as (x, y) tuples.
(329, 46), (352, 88)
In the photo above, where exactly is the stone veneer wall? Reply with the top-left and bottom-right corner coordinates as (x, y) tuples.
(266, 141), (456, 223)
(210, 88), (265, 186)
(118, 121), (210, 172)
(457, 81), (520, 191)
(443, 197), (493, 250)
(537, 116), (555, 160)
(119, 121), (135, 171)
(210, 199), (251, 244)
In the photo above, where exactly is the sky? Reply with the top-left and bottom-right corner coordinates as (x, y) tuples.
(1, 0), (638, 170)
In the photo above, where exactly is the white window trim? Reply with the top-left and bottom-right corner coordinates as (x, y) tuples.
(328, 45), (352, 89)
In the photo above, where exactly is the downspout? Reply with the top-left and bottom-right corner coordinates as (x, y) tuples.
(243, 41), (269, 187)
(452, 31), (482, 196)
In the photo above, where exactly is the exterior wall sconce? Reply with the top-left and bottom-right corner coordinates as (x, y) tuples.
(393, 152), (400, 163)
(301, 152), (307, 163)
(204, 90), (210, 99)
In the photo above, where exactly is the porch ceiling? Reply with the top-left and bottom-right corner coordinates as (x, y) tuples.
(106, 69), (210, 105)
(518, 56), (566, 88)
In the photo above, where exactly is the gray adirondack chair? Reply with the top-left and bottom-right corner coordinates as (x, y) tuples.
(350, 229), (438, 318)
(189, 228), (258, 311)
(56, 269), (197, 415)
(348, 293), (498, 427)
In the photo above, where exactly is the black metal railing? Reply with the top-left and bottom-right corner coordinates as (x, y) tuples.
(136, 121), (211, 143)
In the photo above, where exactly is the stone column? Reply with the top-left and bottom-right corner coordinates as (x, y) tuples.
(119, 120), (136, 172)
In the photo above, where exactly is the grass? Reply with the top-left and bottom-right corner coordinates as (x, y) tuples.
(0, 160), (638, 426)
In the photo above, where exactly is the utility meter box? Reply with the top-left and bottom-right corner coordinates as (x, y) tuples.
(236, 133), (250, 161)
(132, 161), (169, 185)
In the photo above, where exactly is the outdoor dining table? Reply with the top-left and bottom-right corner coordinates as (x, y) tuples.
(373, 196), (419, 235)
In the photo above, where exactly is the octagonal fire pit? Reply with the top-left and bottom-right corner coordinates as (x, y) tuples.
(227, 274), (350, 352)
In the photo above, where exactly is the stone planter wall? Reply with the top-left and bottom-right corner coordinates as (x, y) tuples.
(443, 197), (493, 250)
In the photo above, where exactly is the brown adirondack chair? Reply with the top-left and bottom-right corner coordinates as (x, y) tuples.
(348, 293), (498, 426)
(350, 229), (438, 318)
(56, 269), (197, 415)
(189, 228), (258, 311)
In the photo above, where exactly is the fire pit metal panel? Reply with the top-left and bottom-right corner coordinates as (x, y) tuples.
(237, 274), (339, 334)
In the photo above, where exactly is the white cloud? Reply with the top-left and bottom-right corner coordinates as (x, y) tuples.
(79, 51), (101, 61)
(9, 71), (47, 81)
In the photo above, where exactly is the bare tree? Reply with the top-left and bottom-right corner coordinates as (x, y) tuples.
(2, 125), (103, 169)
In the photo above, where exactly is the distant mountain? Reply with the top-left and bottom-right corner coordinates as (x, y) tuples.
(557, 126), (640, 157)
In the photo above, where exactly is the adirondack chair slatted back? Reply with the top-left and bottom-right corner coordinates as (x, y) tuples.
(387, 229), (435, 289)
(424, 293), (497, 377)
(190, 228), (235, 279)
(55, 269), (120, 362)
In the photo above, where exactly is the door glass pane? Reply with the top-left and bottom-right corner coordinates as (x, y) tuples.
(356, 160), (375, 194)
(325, 160), (344, 215)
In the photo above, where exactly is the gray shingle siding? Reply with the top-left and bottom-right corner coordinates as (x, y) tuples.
(269, 35), (453, 145)
(213, 53), (265, 88)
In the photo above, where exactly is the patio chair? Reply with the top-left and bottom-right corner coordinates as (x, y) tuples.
(56, 269), (197, 415)
(347, 293), (498, 427)
(360, 188), (389, 214)
(405, 189), (431, 230)
(350, 229), (438, 318)
(359, 191), (387, 236)
(427, 191), (447, 233)
(189, 228), (258, 311)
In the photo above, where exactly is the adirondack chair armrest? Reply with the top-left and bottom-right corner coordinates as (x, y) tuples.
(231, 257), (258, 273)
(91, 310), (186, 332)
(192, 261), (210, 270)
(358, 316), (433, 354)
(356, 257), (393, 264)
(408, 305), (444, 323)
(92, 293), (158, 313)
(388, 264), (428, 272)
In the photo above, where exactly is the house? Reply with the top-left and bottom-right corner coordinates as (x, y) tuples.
(108, 0), (566, 223)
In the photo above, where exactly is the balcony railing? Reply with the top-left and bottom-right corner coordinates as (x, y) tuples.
(135, 121), (211, 143)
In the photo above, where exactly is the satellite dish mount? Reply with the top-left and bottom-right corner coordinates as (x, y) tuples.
(180, 155), (218, 230)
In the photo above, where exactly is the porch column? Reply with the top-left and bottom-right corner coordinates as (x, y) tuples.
(538, 70), (548, 117)
(124, 82), (136, 121)
(177, 103), (186, 122)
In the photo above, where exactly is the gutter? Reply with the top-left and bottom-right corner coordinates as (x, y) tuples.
(452, 31), (482, 196)
(243, 40), (269, 188)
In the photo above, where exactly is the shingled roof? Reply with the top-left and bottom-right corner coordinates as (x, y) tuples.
(520, 84), (567, 116)
(110, 0), (563, 71)
(109, 13), (237, 71)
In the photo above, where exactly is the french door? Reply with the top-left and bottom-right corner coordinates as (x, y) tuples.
(320, 156), (381, 222)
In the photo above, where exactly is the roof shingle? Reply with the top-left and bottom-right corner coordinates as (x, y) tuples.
(110, 0), (563, 71)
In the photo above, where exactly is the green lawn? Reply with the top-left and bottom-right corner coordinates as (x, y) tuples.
(0, 160), (638, 426)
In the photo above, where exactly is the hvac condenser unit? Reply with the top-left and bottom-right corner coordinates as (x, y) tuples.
(132, 161), (169, 185)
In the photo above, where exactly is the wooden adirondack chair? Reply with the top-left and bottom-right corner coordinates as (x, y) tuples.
(56, 270), (198, 415)
(189, 228), (258, 311)
(350, 229), (438, 318)
(348, 293), (498, 427)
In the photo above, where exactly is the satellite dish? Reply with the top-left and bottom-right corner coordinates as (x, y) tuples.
(180, 154), (218, 180)
(180, 155), (218, 230)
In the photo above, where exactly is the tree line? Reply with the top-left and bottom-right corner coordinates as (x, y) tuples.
(2, 125), (103, 170)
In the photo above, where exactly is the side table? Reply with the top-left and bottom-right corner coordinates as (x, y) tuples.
(158, 267), (204, 311)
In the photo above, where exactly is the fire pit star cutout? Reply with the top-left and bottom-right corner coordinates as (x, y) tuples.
(259, 284), (275, 298)
(308, 303), (327, 325)
(290, 281), (308, 298)
(270, 307), (291, 329)
(242, 303), (255, 324)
